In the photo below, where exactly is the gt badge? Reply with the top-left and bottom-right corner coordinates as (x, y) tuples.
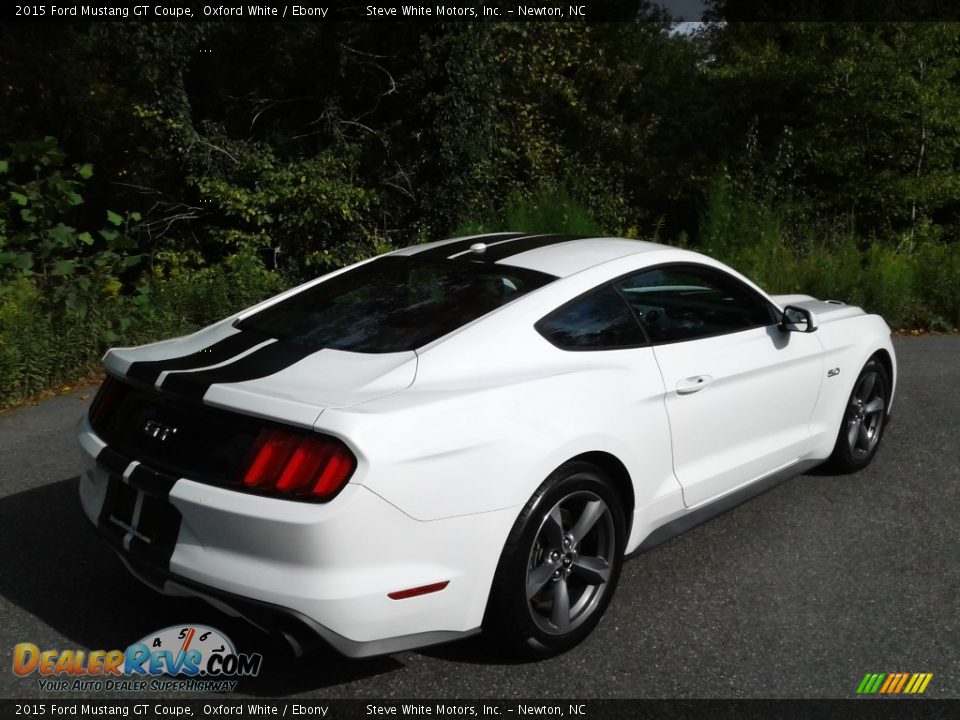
(142, 419), (178, 441)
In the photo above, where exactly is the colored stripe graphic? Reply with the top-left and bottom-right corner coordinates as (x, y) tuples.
(893, 673), (910, 693)
(858, 673), (884, 693)
(857, 672), (932, 695)
(905, 673), (934, 694)
(879, 674), (896, 693)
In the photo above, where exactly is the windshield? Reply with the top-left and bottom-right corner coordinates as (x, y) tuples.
(236, 255), (556, 353)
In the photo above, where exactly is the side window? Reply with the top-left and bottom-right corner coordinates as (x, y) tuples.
(615, 265), (776, 344)
(537, 285), (646, 350)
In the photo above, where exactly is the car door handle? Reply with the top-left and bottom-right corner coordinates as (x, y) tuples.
(676, 375), (713, 395)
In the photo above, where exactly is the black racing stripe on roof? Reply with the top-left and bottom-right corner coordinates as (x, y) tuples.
(126, 331), (266, 386)
(479, 234), (583, 262)
(159, 341), (317, 400)
(409, 233), (526, 260)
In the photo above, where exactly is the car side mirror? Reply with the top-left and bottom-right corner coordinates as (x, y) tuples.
(779, 305), (818, 333)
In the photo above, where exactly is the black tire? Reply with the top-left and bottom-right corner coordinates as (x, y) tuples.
(825, 357), (890, 474)
(483, 461), (626, 659)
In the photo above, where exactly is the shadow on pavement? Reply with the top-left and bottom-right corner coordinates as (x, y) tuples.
(0, 477), (402, 694)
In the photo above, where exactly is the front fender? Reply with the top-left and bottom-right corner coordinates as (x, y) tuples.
(807, 314), (896, 459)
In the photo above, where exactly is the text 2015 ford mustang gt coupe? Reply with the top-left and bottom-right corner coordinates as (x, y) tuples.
(78, 233), (896, 658)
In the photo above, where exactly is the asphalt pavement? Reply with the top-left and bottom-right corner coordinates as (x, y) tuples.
(1, 335), (957, 699)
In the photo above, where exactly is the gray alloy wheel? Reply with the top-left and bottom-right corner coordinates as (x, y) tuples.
(525, 490), (617, 636)
(483, 461), (625, 658)
(846, 369), (886, 461)
(826, 357), (890, 473)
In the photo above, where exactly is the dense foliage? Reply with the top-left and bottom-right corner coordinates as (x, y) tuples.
(1, 20), (959, 406)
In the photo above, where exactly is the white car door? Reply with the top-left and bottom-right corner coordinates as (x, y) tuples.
(615, 264), (824, 508)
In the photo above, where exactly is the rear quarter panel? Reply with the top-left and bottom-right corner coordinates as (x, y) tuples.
(314, 335), (678, 525)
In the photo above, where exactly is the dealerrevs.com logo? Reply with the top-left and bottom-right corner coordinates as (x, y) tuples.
(13, 625), (262, 693)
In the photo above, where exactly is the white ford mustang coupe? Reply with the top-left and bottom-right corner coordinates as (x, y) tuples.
(78, 233), (896, 659)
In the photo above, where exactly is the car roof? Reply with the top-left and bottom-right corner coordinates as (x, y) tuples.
(391, 233), (665, 278)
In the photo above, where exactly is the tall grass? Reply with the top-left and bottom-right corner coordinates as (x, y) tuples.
(453, 186), (604, 237)
(697, 175), (960, 330)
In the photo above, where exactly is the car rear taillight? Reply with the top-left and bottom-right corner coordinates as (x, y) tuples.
(89, 375), (123, 431)
(236, 428), (356, 501)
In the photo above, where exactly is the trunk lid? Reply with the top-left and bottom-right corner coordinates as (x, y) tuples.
(92, 327), (416, 487)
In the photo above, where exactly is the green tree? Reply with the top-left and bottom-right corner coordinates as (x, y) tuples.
(704, 22), (960, 240)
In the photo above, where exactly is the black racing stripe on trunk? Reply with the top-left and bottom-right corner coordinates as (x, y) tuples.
(149, 500), (184, 571)
(93, 444), (182, 574)
(97, 445), (131, 476)
(159, 340), (316, 400)
(96, 466), (124, 541)
(409, 233), (526, 260)
(127, 463), (179, 498)
(124, 496), (182, 572)
(479, 234), (581, 262)
(125, 331), (266, 386)
(94, 445), (132, 544)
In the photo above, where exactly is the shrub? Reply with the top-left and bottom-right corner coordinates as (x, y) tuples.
(698, 173), (792, 292)
(794, 234), (866, 307)
(0, 251), (285, 409)
(695, 173), (960, 328)
(862, 245), (916, 328)
(912, 241), (960, 329)
(0, 137), (141, 317)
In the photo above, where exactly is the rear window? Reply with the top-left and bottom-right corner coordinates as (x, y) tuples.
(236, 255), (556, 353)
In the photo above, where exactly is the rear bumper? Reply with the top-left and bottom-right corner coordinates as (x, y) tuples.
(115, 551), (478, 658)
(77, 416), (514, 657)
